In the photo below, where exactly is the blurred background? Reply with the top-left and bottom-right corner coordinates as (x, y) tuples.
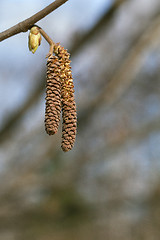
(0, 0), (160, 239)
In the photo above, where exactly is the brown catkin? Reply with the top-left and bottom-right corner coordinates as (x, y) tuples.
(55, 44), (77, 152)
(45, 55), (61, 135)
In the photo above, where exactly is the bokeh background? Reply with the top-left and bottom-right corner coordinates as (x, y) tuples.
(1, 0), (160, 239)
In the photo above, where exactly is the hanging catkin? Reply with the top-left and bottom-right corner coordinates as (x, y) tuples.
(45, 55), (61, 135)
(55, 44), (77, 152)
(29, 27), (77, 152)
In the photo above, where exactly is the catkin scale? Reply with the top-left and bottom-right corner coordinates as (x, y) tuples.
(55, 44), (77, 152)
(45, 55), (61, 135)
(45, 44), (77, 152)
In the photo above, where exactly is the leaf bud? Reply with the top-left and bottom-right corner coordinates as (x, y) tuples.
(28, 26), (42, 54)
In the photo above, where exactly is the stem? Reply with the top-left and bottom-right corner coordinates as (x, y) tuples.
(38, 27), (55, 56)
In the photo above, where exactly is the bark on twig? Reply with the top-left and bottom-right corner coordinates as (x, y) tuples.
(0, 0), (68, 42)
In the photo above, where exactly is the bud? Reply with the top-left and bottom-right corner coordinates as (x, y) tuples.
(28, 26), (41, 54)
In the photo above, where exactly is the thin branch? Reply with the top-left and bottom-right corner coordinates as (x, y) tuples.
(38, 27), (55, 55)
(0, 0), (68, 42)
(38, 27), (55, 46)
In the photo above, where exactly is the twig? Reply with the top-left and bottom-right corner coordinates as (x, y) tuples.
(0, 0), (68, 42)
(38, 27), (55, 56)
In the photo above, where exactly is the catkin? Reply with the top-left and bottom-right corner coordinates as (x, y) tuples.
(45, 55), (61, 135)
(55, 44), (77, 152)
(45, 44), (77, 152)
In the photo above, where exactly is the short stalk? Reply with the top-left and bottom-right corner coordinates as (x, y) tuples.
(38, 26), (55, 56)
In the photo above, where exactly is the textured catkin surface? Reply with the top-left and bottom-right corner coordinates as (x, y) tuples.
(45, 45), (77, 152)
(55, 44), (77, 152)
(45, 55), (61, 135)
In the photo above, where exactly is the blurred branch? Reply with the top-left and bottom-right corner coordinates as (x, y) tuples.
(63, 116), (160, 183)
(71, 0), (128, 54)
(0, 0), (127, 143)
(78, 11), (160, 126)
(0, 0), (68, 42)
(0, 77), (45, 143)
(61, 11), (160, 182)
(103, 117), (160, 159)
(5, 114), (160, 205)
